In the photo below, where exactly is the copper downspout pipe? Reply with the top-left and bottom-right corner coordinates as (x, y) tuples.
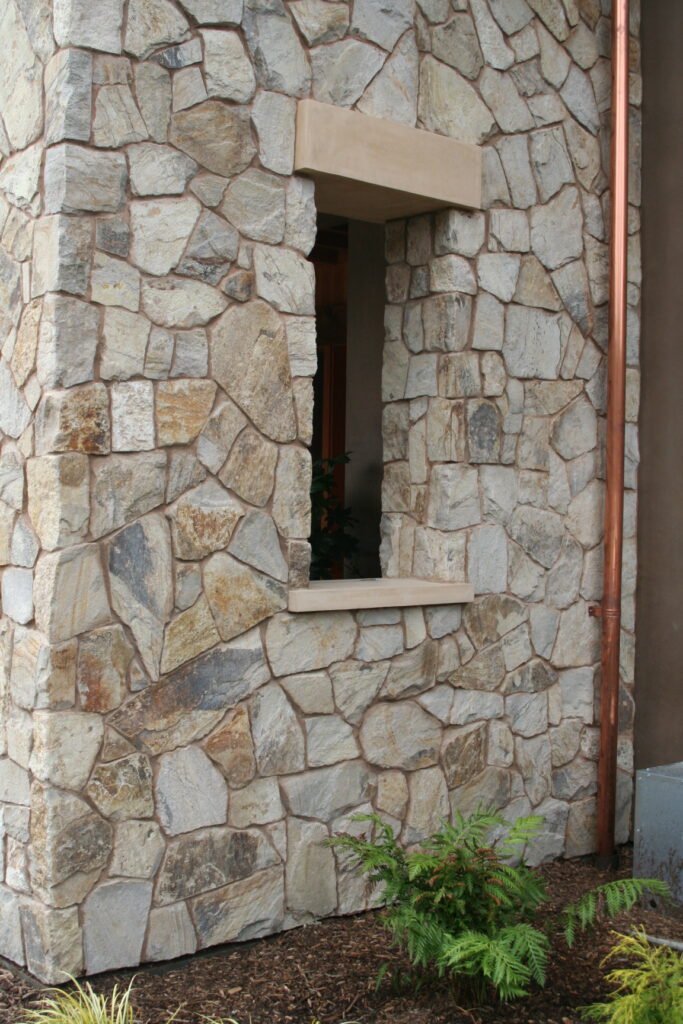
(595, 0), (630, 862)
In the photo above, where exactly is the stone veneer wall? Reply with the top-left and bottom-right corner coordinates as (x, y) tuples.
(0, 0), (641, 983)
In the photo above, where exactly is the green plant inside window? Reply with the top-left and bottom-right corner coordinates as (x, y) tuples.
(309, 452), (359, 580)
(329, 810), (669, 1005)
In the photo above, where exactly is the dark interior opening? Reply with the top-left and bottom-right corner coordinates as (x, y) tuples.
(309, 216), (385, 580)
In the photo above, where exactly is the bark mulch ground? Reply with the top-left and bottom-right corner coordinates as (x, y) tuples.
(2, 847), (682, 1024)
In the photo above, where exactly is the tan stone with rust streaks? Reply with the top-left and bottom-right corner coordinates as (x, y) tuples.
(203, 705), (255, 786)
(170, 481), (244, 560)
(204, 553), (287, 642)
(156, 380), (217, 446)
(27, 454), (90, 551)
(35, 384), (111, 455)
(211, 301), (296, 442)
(160, 595), (220, 675)
(170, 101), (255, 177)
(218, 428), (278, 507)
(77, 626), (134, 712)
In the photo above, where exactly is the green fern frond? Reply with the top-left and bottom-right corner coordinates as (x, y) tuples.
(564, 879), (670, 946)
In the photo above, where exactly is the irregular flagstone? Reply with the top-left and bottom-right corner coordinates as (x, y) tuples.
(157, 380), (217, 446)
(463, 595), (527, 649)
(222, 168), (286, 245)
(253, 246), (315, 315)
(77, 625), (134, 712)
(510, 506), (564, 569)
(449, 766), (512, 818)
(0, 1), (44, 149)
(305, 715), (359, 768)
(125, 0), (190, 59)
(179, 210), (238, 284)
(230, 778), (283, 827)
(142, 276), (227, 329)
(109, 630), (269, 755)
(19, 900), (83, 984)
(202, 30), (256, 103)
(34, 544), (112, 644)
(504, 306), (562, 379)
(170, 480), (244, 561)
(330, 660), (389, 724)
(381, 641), (438, 700)
(107, 514), (173, 679)
(197, 399), (247, 474)
(360, 701), (441, 769)
(86, 754), (154, 820)
(265, 612), (356, 676)
(419, 55), (495, 144)
(30, 711), (103, 791)
(30, 784), (113, 907)
(203, 705), (256, 786)
(251, 683), (305, 776)
(83, 880), (153, 974)
(454, 643), (506, 691)
(93, 85), (148, 147)
(44, 144), (127, 214)
(191, 866), (285, 947)
(290, 0), (349, 45)
(129, 143), (197, 196)
(110, 820), (164, 878)
(219, 428), (278, 507)
(280, 761), (371, 820)
(204, 552), (287, 642)
(90, 452), (167, 539)
(130, 197), (201, 276)
(211, 301), (296, 442)
(156, 825), (278, 904)
(431, 14), (483, 80)
(442, 723), (487, 788)
(135, 63), (171, 143)
(160, 596), (220, 675)
(310, 39), (384, 107)
(243, 3), (311, 97)
(144, 903), (197, 962)
(356, 33), (418, 126)
(155, 746), (228, 835)
(170, 102), (256, 177)
(229, 512), (288, 583)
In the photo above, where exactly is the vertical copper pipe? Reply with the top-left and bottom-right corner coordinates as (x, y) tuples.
(596, 0), (630, 861)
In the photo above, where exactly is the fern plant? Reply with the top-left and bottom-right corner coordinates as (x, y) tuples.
(581, 928), (683, 1024)
(329, 810), (669, 1004)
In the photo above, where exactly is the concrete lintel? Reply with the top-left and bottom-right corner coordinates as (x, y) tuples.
(294, 100), (482, 223)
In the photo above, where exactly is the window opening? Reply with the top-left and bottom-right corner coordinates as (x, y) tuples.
(309, 216), (385, 580)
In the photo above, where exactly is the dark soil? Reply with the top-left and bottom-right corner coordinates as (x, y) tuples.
(3, 848), (682, 1024)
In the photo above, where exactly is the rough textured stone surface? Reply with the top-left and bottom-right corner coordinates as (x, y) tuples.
(83, 880), (152, 974)
(171, 102), (256, 177)
(86, 754), (154, 820)
(108, 514), (173, 678)
(156, 825), (277, 904)
(155, 746), (227, 835)
(204, 553), (287, 642)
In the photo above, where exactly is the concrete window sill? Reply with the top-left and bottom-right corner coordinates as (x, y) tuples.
(288, 578), (474, 613)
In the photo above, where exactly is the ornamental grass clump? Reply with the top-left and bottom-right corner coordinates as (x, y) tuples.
(329, 809), (669, 1004)
(581, 928), (683, 1024)
(17, 979), (186, 1024)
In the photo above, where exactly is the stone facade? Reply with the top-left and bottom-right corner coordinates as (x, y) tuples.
(0, 0), (641, 982)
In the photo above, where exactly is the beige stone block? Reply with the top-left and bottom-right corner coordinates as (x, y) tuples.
(35, 383), (111, 455)
(156, 379), (217, 446)
(30, 710), (104, 790)
(160, 595), (220, 675)
(27, 454), (89, 551)
(219, 428), (278, 507)
(77, 625), (134, 712)
(203, 705), (255, 786)
(34, 545), (111, 643)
